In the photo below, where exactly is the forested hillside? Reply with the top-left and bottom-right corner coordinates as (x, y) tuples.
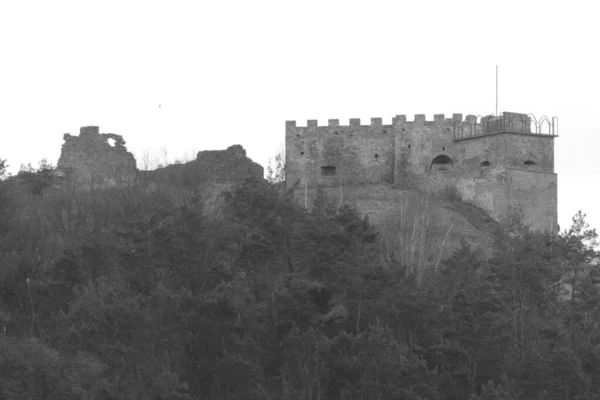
(0, 157), (599, 399)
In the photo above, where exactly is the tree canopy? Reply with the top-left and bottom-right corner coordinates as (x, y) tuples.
(0, 157), (599, 399)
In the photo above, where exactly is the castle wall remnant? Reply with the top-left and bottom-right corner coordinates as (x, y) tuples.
(57, 126), (264, 188)
(57, 126), (137, 186)
(286, 112), (558, 232)
(194, 145), (264, 182)
(152, 144), (264, 185)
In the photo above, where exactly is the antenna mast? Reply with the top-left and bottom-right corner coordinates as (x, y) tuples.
(495, 65), (498, 116)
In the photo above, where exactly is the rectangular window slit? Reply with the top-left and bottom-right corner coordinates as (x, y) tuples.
(321, 166), (336, 176)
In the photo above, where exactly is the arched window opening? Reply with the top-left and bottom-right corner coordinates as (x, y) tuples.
(480, 161), (490, 167)
(524, 160), (536, 166)
(321, 166), (337, 176)
(430, 155), (453, 172)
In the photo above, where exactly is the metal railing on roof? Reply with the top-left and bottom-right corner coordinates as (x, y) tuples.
(453, 113), (558, 140)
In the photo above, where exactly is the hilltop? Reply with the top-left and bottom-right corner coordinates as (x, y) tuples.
(1, 135), (600, 398)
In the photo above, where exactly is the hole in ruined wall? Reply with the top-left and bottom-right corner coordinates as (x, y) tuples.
(321, 166), (337, 176)
(374, 154), (379, 159)
(524, 160), (536, 166)
(408, 144), (411, 149)
(107, 138), (116, 147)
(430, 155), (453, 172)
(300, 152), (305, 156)
(296, 134), (300, 138)
(442, 147), (446, 151)
(480, 161), (491, 167)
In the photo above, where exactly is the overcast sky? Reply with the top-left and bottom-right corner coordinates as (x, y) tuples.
(1, 0), (598, 233)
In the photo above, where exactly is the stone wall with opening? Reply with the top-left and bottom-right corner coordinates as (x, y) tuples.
(57, 126), (137, 186)
(393, 114), (460, 192)
(285, 119), (395, 189)
(58, 127), (264, 189)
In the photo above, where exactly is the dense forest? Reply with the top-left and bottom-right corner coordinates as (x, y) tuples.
(0, 156), (599, 400)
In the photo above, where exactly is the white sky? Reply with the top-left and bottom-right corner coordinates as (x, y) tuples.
(1, 0), (598, 233)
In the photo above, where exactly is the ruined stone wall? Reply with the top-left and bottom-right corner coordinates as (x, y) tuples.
(57, 127), (263, 189)
(286, 119), (395, 189)
(57, 126), (137, 186)
(190, 145), (264, 183)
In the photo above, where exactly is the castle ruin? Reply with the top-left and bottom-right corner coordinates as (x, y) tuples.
(58, 126), (137, 186)
(57, 126), (263, 187)
(286, 112), (558, 232)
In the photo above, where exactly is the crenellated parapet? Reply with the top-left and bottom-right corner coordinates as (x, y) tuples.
(286, 117), (389, 128)
(287, 113), (468, 129)
(287, 112), (559, 140)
